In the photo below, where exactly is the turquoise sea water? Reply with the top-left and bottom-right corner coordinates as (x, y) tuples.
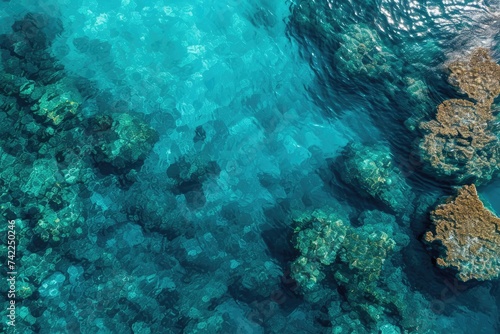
(1, 0), (500, 333)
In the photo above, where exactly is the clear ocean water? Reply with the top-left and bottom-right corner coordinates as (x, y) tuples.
(1, 0), (500, 333)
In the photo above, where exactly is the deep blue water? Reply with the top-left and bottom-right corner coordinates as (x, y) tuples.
(1, 0), (500, 333)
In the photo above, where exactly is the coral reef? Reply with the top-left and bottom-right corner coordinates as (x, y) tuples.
(288, 0), (338, 50)
(0, 13), (165, 332)
(30, 80), (81, 127)
(419, 48), (500, 185)
(419, 99), (499, 183)
(0, 152), (85, 248)
(290, 209), (347, 298)
(448, 48), (500, 107)
(90, 113), (159, 174)
(290, 209), (426, 332)
(292, 209), (347, 266)
(337, 142), (415, 215)
(334, 24), (393, 79)
(289, 0), (381, 54)
(3, 3), (498, 333)
(424, 184), (500, 282)
(331, 211), (420, 331)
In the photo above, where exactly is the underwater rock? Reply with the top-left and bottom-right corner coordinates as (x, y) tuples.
(91, 113), (159, 174)
(193, 125), (206, 143)
(288, 0), (337, 48)
(289, 2), (404, 89)
(21, 158), (59, 197)
(19, 248), (61, 286)
(38, 272), (66, 298)
(337, 142), (415, 215)
(333, 211), (420, 331)
(402, 76), (434, 129)
(292, 209), (347, 266)
(334, 226), (396, 289)
(125, 189), (182, 237)
(334, 24), (393, 79)
(0, 153), (85, 247)
(1, 92), (92, 248)
(289, 208), (423, 331)
(290, 209), (347, 297)
(0, 13), (65, 85)
(33, 192), (85, 244)
(289, 0), (380, 51)
(11, 13), (63, 49)
(30, 79), (81, 127)
(424, 184), (500, 282)
(418, 48), (500, 185)
(0, 73), (35, 97)
(419, 99), (499, 184)
(73, 37), (112, 59)
(17, 280), (35, 300)
(240, 259), (283, 300)
(448, 48), (500, 107)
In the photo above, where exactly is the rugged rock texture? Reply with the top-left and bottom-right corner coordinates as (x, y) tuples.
(419, 99), (499, 184)
(290, 209), (424, 331)
(419, 48), (500, 185)
(334, 24), (393, 79)
(290, 209), (347, 297)
(337, 142), (415, 215)
(448, 48), (500, 106)
(425, 184), (500, 282)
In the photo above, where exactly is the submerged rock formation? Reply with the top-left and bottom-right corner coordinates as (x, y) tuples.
(290, 209), (424, 332)
(419, 48), (500, 185)
(290, 209), (347, 297)
(334, 24), (393, 79)
(448, 48), (500, 107)
(419, 99), (499, 183)
(90, 113), (159, 175)
(425, 184), (500, 282)
(337, 142), (415, 215)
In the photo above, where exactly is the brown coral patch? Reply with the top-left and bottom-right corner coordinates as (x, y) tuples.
(425, 184), (500, 281)
(448, 48), (500, 107)
(419, 99), (499, 182)
(418, 48), (500, 184)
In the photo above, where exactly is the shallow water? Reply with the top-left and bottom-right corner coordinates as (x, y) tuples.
(1, 0), (500, 333)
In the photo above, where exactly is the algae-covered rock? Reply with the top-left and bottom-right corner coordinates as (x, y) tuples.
(0, 73), (35, 98)
(30, 79), (81, 127)
(334, 24), (394, 79)
(337, 142), (415, 215)
(33, 198), (85, 244)
(339, 227), (396, 282)
(0, 13), (65, 85)
(290, 208), (422, 331)
(91, 113), (159, 174)
(19, 248), (61, 285)
(289, 0), (380, 52)
(14, 157), (85, 244)
(166, 155), (221, 192)
(290, 209), (347, 299)
(292, 209), (347, 266)
(332, 227), (422, 331)
(240, 259), (283, 300)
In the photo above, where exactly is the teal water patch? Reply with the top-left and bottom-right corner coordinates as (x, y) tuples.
(481, 180), (500, 216)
